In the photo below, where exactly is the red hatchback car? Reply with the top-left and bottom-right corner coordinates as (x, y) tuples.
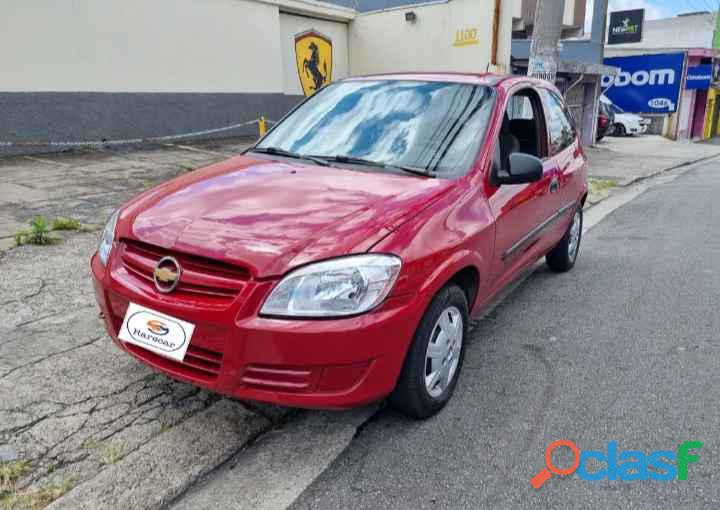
(92, 73), (587, 419)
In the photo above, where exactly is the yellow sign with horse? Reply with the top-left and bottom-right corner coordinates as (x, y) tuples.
(295, 30), (332, 96)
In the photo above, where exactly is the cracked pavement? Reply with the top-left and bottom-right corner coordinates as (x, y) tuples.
(0, 140), (294, 508)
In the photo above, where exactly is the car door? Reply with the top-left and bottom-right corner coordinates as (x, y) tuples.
(486, 86), (556, 290)
(539, 88), (585, 240)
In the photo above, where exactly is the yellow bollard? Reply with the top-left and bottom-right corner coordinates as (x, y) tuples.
(258, 116), (267, 137)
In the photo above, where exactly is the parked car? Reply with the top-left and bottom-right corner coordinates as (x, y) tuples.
(601, 95), (650, 136)
(597, 100), (615, 141)
(91, 73), (588, 419)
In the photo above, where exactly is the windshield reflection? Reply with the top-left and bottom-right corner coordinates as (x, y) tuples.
(257, 80), (495, 177)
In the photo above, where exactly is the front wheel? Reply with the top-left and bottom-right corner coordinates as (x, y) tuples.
(389, 284), (468, 419)
(546, 205), (582, 272)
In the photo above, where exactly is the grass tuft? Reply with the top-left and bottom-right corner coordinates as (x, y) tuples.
(588, 178), (619, 196)
(51, 217), (82, 231)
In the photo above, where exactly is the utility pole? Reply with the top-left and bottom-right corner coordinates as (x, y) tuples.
(588, 0), (609, 62)
(527, 0), (564, 82)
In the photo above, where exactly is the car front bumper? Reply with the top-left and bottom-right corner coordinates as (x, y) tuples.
(91, 252), (425, 409)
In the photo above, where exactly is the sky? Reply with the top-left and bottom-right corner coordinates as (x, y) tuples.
(585, 0), (719, 31)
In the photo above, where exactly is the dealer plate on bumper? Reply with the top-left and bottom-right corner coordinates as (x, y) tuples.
(118, 303), (195, 362)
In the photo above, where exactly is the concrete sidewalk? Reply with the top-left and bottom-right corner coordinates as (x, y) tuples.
(0, 139), (252, 251)
(587, 135), (720, 185)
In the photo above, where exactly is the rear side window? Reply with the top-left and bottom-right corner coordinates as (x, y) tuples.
(540, 89), (576, 155)
(507, 95), (534, 120)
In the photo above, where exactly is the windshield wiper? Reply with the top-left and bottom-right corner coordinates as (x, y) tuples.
(310, 154), (435, 178)
(249, 146), (331, 167)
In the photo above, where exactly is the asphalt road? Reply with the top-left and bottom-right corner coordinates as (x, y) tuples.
(290, 161), (720, 508)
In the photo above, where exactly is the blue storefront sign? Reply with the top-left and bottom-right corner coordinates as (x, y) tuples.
(602, 53), (685, 113)
(685, 65), (712, 90)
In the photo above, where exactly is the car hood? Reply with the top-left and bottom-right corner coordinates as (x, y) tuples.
(120, 155), (453, 278)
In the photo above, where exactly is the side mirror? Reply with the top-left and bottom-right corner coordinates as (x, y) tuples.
(493, 153), (543, 186)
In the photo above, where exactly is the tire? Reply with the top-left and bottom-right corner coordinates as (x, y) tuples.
(546, 205), (583, 272)
(614, 124), (626, 137)
(389, 284), (469, 419)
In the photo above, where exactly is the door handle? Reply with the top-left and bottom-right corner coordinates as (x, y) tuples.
(549, 177), (560, 194)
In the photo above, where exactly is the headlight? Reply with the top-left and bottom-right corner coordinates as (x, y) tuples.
(260, 255), (402, 318)
(98, 210), (119, 267)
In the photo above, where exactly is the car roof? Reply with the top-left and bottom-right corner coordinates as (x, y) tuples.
(344, 72), (551, 89)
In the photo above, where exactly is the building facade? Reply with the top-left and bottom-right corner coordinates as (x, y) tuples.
(0, 0), (520, 152)
(603, 11), (718, 140)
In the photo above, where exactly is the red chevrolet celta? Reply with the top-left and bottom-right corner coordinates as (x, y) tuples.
(92, 73), (587, 419)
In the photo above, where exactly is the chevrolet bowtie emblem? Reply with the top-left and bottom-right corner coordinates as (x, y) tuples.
(154, 267), (177, 283)
(153, 256), (181, 293)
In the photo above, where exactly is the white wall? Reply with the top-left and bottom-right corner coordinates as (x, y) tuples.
(279, 13), (349, 95)
(349, 0), (518, 76)
(0, 0), (284, 93)
(563, 0), (575, 27)
(605, 12), (715, 56)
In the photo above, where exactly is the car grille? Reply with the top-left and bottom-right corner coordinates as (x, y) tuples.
(118, 239), (249, 306)
(125, 343), (223, 382)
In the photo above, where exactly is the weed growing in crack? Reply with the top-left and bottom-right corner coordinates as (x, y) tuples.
(14, 217), (59, 246)
(0, 460), (30, 494)
(101, 444), (124, 465)
(0, 478), (73, 510)
(83, 438), (100, 451)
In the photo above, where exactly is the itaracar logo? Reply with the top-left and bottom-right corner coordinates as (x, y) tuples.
(124, 310), (186, 353)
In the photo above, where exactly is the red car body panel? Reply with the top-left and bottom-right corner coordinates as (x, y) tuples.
(91, 73), (588, 409)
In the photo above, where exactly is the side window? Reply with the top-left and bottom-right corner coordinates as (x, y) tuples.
(495, 90), (547, 173)
(507, 95), (534, 120)
(541, 89), (576, 155)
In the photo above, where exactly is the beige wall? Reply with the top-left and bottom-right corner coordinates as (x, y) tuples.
(0, 0), (306, 93)
(279, 13), (349, 96)
(349, 0), (518, 76)
(0, 0), (514, 94)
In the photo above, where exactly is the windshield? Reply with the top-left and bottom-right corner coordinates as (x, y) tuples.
(256, 80), (495, 177)
(610, 103), (625, 115)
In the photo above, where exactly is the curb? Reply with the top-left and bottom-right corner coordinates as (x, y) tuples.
(585, 152), (720, 210)
(620, 152), (720, 188)
(47, 400), (287, 510)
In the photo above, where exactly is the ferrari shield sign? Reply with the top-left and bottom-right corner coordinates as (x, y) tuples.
(295, 30), (332, 96)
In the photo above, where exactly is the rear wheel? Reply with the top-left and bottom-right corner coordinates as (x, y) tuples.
(390, 284), (468, 419)
(546, 206), (582, 272)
